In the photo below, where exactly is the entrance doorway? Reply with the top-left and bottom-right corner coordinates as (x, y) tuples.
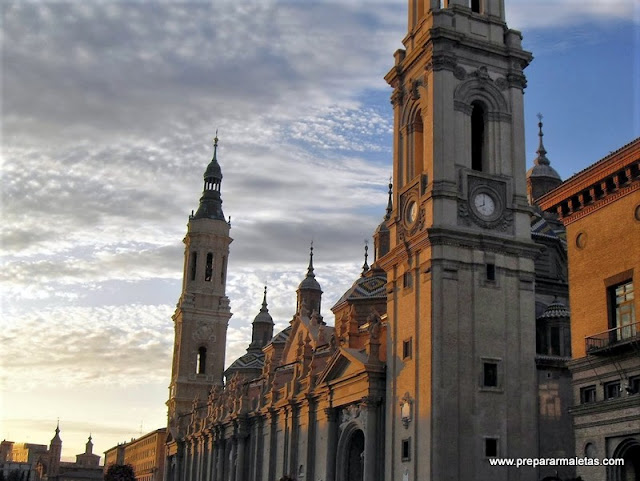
(345, 429), (364, 481)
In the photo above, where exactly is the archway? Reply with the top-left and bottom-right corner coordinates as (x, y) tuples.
(336, 422), (365, 481)
(610, 438), (640, 481)
(346, 430), (364, 481)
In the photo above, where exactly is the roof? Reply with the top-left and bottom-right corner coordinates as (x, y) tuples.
(538, 300), (570, 320)
(225, 351), (265, 373)
(332, 273), (387, 310)
(537, 136), (640, 212)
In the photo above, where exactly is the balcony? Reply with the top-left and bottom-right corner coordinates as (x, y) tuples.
(585, 322), (639, 355)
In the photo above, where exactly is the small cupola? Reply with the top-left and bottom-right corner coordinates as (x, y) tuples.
(193, 134), (226, 221)
(250, 286), (274, 350)
(527, 115), (562, 204)
(297, 244), (322, 316)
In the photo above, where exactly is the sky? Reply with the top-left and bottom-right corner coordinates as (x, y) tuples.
(1, 0), (638, 462)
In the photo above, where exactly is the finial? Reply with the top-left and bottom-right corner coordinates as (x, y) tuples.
(212, 129), (219, 160)
(534, 113), (550, 166)
(261, 285), (268, 310)
(385, 177), (393, 220)
(362, 240), (370, 275)
(307, 242), (315, 277)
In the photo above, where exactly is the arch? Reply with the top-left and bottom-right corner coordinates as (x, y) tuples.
(453, 77), (509, 115)
(399, 100), (425, 185)
(336, 422), (365, 481)
(471, 101), (486, 171)
(196, 346), (207, 374)
(609, 438), (640, 481)
(205, 252), (213, 282)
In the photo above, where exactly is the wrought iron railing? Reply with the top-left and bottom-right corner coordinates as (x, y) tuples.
(585, 321), (639, 353)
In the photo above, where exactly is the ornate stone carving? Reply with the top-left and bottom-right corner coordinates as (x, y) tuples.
(193, 322), (216, 343)
(453, 65), (467, 80)
(495, 77), (509, 91)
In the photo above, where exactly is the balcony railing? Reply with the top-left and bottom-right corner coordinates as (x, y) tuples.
(585, 321), (639, 354)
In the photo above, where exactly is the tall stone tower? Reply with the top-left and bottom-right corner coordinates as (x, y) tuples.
(167, 136), (232, 434)
(379, 1), (538, 480)
(48, 423), (62, 479)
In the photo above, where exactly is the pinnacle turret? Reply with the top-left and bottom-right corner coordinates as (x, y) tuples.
(193, 134), (225, 221)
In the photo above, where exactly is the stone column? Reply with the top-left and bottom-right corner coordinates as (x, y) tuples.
(288, 404), (299, 477)
(205, 433), (214, 481)
(229, 437), (237, 481)
(325, 408), (339, 481)
(362, 398), (379, 481)
(215, 438), (225, 481)
(196, 437), (204, 481)
(235, 435), (246, 481)
(267, 410), (278, 481)
(187, 440), (195, 481)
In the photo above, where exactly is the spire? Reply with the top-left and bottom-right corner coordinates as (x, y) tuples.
(261, 285), (268, 311)
(307, 242), (315, 278)
(298, 242), (321, 292)
(361, 241), (369, 276)
(50, 421), (62, 445)
(250, 286), (274, 350)
(534, 113), (550, 166)
(385, 177), (393, 220)
(212, 130), (219, 162)
(193, 135), (225, 221)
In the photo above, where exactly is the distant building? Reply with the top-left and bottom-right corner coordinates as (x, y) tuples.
(103, 444), (125, 471)
(104, 429), (166, 481)
(0, 425), (102, 481)
(539, 136), (640, 480)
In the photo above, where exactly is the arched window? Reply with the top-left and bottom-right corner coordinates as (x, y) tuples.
(220, 256), (226, 284)
(196, 347), (207, 374)
(189, 252), (197, 281)
(205, 253), (213, 282)
(412, 110), (424, 179)
(471, 102), (486, 171)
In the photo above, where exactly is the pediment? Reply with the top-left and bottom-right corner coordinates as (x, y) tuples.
(317, 347), (367, 384)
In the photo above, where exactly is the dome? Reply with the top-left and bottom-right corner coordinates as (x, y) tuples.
(298, 245), (322, 291)
(253, 287), (274, 325)
(204, 157), (222, 181)
(539, 300), (570, 319)
(299, 274), (321, 291)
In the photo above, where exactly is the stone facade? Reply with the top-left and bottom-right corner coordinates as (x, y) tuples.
(164, 2), (584, 481)
(538, 137), (640, 481)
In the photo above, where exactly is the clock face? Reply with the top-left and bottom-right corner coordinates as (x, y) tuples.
(407, 201), (417, 224)
(473, 192), (496, 217)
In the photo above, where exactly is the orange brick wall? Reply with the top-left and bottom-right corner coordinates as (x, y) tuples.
(566, 191), (640, 357)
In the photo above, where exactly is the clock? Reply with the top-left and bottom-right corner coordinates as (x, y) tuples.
(473, 192), (496, 217)
(406, 200), (417, 224)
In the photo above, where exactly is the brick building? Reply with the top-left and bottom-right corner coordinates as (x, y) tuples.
(104, 429), (166, 481)
(538, 137), (640, 480)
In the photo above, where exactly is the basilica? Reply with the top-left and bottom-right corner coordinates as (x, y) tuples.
(164, 1), (579, 481)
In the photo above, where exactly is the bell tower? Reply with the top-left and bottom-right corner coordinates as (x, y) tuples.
(167, 135), (232, 434)
(380, 1), (538, 480)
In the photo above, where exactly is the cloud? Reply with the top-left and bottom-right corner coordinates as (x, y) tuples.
(0, 304), (175, 390)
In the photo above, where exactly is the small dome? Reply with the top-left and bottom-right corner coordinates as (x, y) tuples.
(204, 158), (222, 181)
(253, 287), (273, 325)
(298, 245), (322, 291)
(374, 218), (389, 235)
(539, 300), (570, 319)
(527, 163), (561, 181)
(299, 274), (321, 291)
